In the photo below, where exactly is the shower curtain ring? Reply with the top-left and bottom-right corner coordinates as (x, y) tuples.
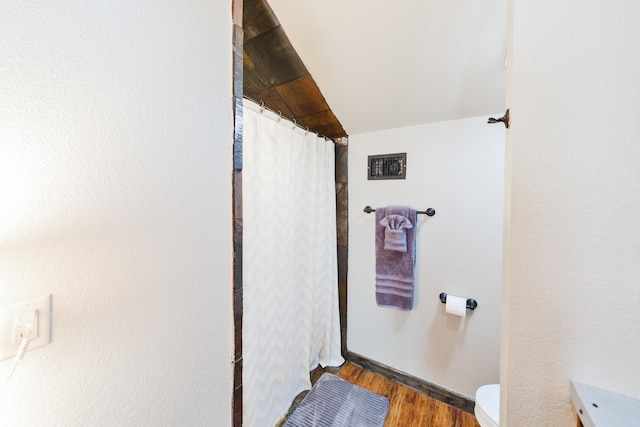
(277, 110), (282, 121)
(259, 100), (265, 113)
(292, 119), (297, 129)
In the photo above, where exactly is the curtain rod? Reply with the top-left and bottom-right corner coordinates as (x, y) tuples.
(242, 96), (330, 141)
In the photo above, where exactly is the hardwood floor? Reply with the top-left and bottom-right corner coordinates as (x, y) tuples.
(338, 363), (480, 427)
(279, 363), (480, 426)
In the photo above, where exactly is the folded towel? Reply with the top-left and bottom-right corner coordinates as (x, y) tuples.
(380, 214), (413, 252)
(375, 206), (417, 310)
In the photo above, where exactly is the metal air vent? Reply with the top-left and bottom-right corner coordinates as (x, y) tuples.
(367, 153), (407, 180)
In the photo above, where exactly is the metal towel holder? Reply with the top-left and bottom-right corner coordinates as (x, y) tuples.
(364, 205), (435, 216)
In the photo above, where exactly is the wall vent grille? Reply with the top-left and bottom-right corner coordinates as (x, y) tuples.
(367, 153), (407, 180)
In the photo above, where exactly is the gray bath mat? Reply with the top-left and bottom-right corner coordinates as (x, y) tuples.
(283, 373), (390, 427)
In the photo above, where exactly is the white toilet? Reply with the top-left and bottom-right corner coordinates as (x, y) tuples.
(474, 384), (500, 427)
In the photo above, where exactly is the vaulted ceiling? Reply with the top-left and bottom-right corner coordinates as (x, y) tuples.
(243, 0), (507, 137)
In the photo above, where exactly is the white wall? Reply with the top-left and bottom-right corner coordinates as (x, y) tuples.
(0, 2), (233, 426)
(348, 116), (504, 397)
(503, 1), (640, 425)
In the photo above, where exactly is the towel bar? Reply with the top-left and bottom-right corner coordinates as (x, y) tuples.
(364, 205), (435, 216)
(439, 293), (478, 310)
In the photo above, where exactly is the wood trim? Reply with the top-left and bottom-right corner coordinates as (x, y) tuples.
(231, 5), (244, 427)
(346, 351), (476, 414)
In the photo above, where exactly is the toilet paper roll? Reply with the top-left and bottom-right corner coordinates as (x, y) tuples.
(445, 294), (467, 317)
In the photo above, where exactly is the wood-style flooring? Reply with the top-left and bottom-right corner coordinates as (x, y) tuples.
(279, 363), (480, 427)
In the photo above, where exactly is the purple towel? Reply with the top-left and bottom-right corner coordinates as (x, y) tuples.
(375, 206), (417, 310)
(379, 214), (413, 252)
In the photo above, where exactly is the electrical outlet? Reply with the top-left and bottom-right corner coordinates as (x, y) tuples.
(0, 295), (51, 361)
(13, 310), (38, 344)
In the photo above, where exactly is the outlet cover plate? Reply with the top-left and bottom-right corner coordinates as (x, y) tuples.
(0, 295), (52, 361)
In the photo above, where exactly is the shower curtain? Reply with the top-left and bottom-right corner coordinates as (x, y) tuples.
(242, 100), (344, 427)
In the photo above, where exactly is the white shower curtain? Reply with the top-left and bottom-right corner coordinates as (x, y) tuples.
(242, 100), (344, 427)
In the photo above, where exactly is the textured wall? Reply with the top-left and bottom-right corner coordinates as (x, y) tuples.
(503, 1), (640, 425)
(0, 2), (233, 426)
(348, 116), (505, 398)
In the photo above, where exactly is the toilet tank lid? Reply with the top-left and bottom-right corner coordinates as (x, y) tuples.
(476, 384), (500, 423)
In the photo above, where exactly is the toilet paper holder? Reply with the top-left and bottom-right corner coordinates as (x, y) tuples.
(439, 293), (478, 310)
